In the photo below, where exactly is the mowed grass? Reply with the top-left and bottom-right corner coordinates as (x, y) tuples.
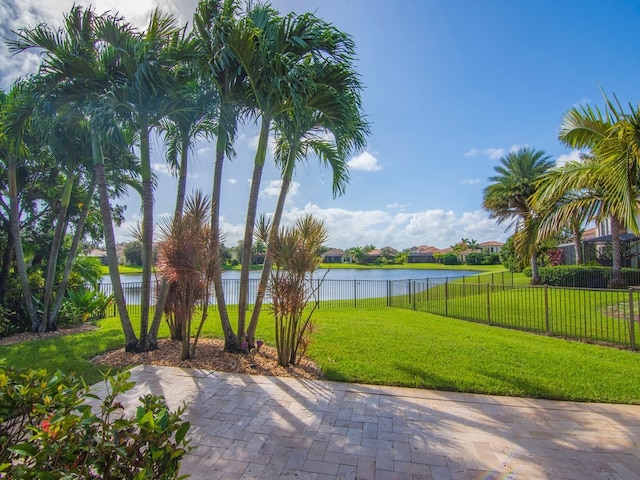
(1, 307), (639, 403)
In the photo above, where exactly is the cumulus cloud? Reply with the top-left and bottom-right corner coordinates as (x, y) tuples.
(464, 147), (504, 160)
(152, 162), (172, 176)
(243, 204), (510, 250)
(556, 149), (585, 166)
(386, 202), (411, 210)
(228, 178), (237, 185)
(261, 179), (300, 198)
(0, 0), (199, 88)
(459, 178), (480, 185)
(347, 151), (382, 172)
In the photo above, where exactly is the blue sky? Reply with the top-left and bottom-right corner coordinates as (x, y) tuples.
(2, 0), (640, 250)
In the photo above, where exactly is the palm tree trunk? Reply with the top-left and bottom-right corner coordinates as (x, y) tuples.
(48, 177), (97, 329)
(149, 139), (191, 346)
(41, 173), (75, 331)
(238, 115), (270, 345)
(0, 223), (12, 299)
(137, 125), (154, 352)
(92, 128), (138, 350)
(247, 149), (296, 344)
(210, 133), (235, 351)
(530, 251), (541, 285)
(573, 227), (583, 265)
(609, 216), (625, 288)
(8, 160), (38, 330)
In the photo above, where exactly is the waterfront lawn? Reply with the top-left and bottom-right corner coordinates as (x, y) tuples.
(1, 307), (639, 403)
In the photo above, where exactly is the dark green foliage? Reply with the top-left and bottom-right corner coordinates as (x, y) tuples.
(538, 265), (640, 288)
(441, 252), (459, 265)
(499, 236), (524, 272)
(0, 363), (191, 478)
(465, 252), (500, 265)
(124, 241), (143, 266)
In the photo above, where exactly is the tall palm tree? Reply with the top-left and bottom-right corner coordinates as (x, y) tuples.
(229, 5), (359, 348)
(482, 147), (554, 284)
(246, 58), (368, 345)
(0, 83), (38, 328)
(556, 97), (640, 287)
(150, 71), (219, 342)
(98, 9), (198, 351)
(192, 0), (246, 351)
(8, 5), (139, 347)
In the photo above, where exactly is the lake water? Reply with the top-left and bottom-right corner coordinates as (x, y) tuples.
(101, 268), (477, 285)
(99, 268), (477, 305)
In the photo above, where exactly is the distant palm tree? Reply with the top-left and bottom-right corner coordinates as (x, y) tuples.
(482, 147), (554, 284)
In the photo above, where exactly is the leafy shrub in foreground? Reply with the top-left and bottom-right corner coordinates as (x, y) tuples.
(0, 363), (191, 479)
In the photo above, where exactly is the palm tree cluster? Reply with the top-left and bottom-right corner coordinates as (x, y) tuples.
(483, 93), (640, 288)
(1, 1), (369, 352)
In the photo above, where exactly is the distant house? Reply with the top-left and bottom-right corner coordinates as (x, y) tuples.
(407, 245), (444, 263)
(322, 248), (351, 264)
(478, 241), (504, 254)
(87, 248), (108, 266)
(365, 248), (383, 263)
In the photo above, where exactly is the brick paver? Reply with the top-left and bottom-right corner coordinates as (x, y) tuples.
(95, 365), (640, 479)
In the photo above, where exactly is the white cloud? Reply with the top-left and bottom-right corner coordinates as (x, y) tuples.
(485, 148), (505, 160)
(261, 179), (300, 198)
(260, 204), (510, 250)
(459, 178), (480, 185)
(386, 202), (411, 210)
(509, 143), (529, 154)
(228, 179), (237, 185)
(464, 148), (480, 157)
(556, 149), (584, 166)
(347, 151), (382, 172)
(152, 162), (172, 176)
(464, 147), (504, 161)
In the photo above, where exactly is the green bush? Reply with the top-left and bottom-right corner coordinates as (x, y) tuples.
(465, 252), (501, 265)
(538, 265), (640, 288)
(0, 363), (191, 479)
(60, 288), (114, 325)
(442, 252), (459, 265)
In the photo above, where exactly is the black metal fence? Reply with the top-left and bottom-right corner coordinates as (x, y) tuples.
(389, 279), (639, 351)
(99, 275), (639, 351)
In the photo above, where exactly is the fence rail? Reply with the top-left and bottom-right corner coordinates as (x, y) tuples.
(100, 274), (639, 351)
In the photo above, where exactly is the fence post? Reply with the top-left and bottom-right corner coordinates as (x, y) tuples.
(412, 280), (416, 310)
(387, 280), (391, 307)
(354, 279), (357, 309)
(629, 288), (636, 351)
(544, 285), (550, 334)
(426, 278), (429, 302)
(486, 283), (491, 325)
(445, 279), (449, 317)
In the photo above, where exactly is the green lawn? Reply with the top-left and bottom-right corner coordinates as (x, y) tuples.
(2, 306), (639, 404)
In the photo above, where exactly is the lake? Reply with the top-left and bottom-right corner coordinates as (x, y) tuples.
(99, 268), (478, 305)
(101, 268), (477, 285)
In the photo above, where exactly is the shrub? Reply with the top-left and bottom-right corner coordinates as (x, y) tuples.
(0, 363), (191, 479)
(60, 288), (114, 325)
(442, 253), (459, 265)
(538, 265), (640, 288)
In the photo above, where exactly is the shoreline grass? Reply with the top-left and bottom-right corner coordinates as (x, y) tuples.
(1, 307), (639, 404)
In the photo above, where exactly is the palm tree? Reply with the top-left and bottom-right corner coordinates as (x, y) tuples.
(0, 84), (38, 328)
(555, 97), (640, 286)
(192, 0), (246, 351)
(246, 58), (368, 345)
(8, 5), (139, 347)
(229, 5), (359, 348)
(98, 9), (198, 351)
(482, 147), (554, 284)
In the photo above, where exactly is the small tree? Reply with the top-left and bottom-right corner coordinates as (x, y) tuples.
(263, 214), (328, 367)
(156, 191), (213, 360)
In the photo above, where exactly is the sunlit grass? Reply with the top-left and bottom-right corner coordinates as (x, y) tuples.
(1, 306), (639, 403)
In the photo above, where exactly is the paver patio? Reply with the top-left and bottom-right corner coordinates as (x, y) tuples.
(96, 365), (640, 479)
